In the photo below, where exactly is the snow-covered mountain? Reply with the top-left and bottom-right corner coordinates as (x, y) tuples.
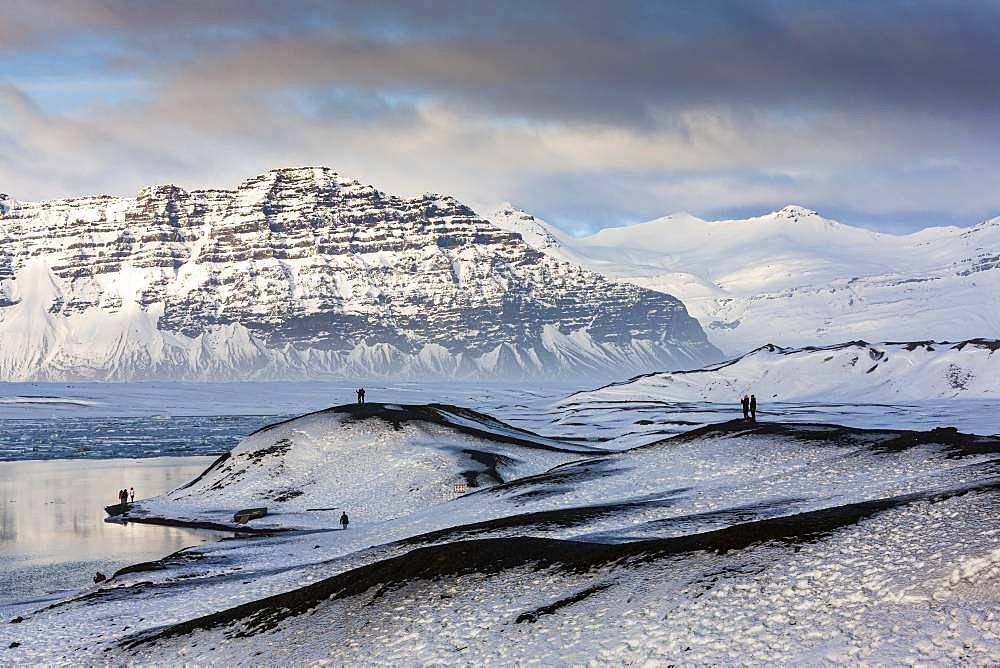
(568, 339), (999, 404)
(485, 204), (1000, 355)
(0, 168), (719, 381)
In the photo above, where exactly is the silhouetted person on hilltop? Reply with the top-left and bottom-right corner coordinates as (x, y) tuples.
(340, 511), (349, 530)
(750, 394), (757, 423)
(356, 388), (365, 405)
(741, 394), (750, 422)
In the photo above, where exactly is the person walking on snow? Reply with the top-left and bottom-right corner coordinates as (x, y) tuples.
(129, 487), (135, 503)
(356, 388), (365, 405)
(749, 394), (757, 423)
(741, 394), (750, 422)
(340, 511), (350, 530)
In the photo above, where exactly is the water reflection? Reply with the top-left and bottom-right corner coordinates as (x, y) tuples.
(0, 456), (225, 608)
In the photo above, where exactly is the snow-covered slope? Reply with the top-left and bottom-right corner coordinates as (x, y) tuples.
(7, 406), (999, 664)
(569, 339), (999, 404)
(0, 170), (719, 381)
(485, 204), (1000, 355)
(132, 403), (604, 530)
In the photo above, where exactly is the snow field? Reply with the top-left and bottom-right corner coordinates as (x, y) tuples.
(122, 490), (1000, 665)
(3, 401), (997, 664)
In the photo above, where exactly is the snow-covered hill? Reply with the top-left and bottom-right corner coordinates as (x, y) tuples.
(485, 204), (1000, 355)
(133, 403), (604, 530)
(0, 169), (719, 381)
(7, 405), (999, 663)
(568, 339), (999, 404)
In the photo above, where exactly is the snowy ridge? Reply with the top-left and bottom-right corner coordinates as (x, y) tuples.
(0, 168), (719, 381)
(6, 405), (999, 663)
(129, 402), (606, 530)
(484, 204), (1000, 354)
(484, 203), (576, 257)
(568, 338), (1000, 403)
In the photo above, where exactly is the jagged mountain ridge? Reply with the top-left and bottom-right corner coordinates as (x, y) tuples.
(0, 168), (719, 381)
(485, 204), (1000, 355)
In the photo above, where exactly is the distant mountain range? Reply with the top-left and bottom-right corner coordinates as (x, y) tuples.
(567, 339), (1000, 403)
(485, 204), (1000, 355)
(0, 167), (718, 381)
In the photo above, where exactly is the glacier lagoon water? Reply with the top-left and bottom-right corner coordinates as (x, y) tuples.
(0, 414), (287, 462)
(0, 456), (224, 613)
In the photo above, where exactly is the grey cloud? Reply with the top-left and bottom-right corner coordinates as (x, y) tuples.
(9, 2), (1000, 123)
(2, 1), (1000, 232)
(145, 2), (1000, 126)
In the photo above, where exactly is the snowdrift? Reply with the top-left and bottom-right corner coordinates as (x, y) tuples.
(570, 339), (1000, 404)
(125, 403), (606, 530)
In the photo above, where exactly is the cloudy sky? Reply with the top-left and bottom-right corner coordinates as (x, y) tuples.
(2, 0), (999, 234)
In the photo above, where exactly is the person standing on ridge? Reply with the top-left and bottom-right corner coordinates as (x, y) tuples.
(741, 394), (750, 422)
(129, 487), (135, 503)
(356, 388), (365, 405)
(749, 394), (757, 423)
(340, 511), (349, 530)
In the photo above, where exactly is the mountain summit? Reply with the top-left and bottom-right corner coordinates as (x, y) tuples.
(0, 167), (719, 380)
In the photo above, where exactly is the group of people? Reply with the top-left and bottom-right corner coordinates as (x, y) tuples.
(741, 394), (757, 422)
(116, 487), (135, 506)
(356, 388), (366, 404)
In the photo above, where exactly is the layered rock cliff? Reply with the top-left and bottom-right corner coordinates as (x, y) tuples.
(0, 167), (719, 380)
